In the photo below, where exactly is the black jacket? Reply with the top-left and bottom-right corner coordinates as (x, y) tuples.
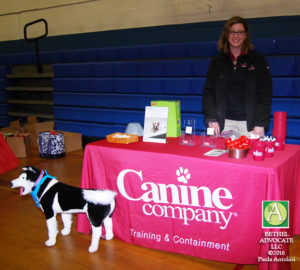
(202, 50), (273, 132)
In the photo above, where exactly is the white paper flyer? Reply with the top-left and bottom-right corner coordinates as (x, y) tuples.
(204, 149), (227, 157)
(143, 106), (168, 143)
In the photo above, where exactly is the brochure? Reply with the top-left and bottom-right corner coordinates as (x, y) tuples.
(143, 106), (168, 143)
(204, 149), (227, 157)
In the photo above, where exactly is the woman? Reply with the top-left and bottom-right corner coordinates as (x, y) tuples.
(202, 16), (272, 138)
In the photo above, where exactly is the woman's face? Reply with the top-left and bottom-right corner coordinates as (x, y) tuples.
(228, 23), (246, 51)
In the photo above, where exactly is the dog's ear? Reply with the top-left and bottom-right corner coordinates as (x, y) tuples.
(29, 166), (40, 173)
(22, 166), (39, 173)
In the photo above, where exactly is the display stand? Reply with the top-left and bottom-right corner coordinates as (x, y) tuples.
(180, 119), (196, 146)
(200, 128), (216, 148)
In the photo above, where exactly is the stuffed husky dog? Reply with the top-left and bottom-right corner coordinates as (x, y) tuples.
(10, 166), (117, 253)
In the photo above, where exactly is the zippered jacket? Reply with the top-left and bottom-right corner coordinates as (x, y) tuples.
(202, 49), (273, 132)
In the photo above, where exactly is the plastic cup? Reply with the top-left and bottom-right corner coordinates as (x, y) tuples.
(252, 141), (266, 161)
(248, 138), (260, 154)
(273, 111), (287, 138)
(265, 141), (275, 157)
(275, 137), (285, 151)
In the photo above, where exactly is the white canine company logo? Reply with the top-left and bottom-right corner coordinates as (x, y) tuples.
(117, 167), (236, 229)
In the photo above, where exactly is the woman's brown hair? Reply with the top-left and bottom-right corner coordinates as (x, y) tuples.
(218, 16), (254, 54)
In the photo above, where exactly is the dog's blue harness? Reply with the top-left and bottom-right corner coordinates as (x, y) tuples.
(31, 170), (56, 208)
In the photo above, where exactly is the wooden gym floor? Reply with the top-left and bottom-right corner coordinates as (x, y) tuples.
(0, 145), (299, 270)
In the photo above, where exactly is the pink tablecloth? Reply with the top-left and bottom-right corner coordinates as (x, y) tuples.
(77, 137), (300, 269)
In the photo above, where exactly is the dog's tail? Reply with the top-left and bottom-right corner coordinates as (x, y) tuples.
(82, 189), (117, 205)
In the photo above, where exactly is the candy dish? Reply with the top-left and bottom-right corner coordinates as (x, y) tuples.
(227, 148), (249, 159)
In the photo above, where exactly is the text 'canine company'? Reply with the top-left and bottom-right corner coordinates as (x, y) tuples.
(117, 168), (237, 229)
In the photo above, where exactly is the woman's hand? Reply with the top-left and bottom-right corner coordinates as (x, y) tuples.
(253, 126), (264, 137)
(208, 121), (220, 135)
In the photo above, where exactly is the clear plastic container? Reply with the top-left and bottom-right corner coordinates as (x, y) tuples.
(200, 128), (216, 148)
(180, 119), (196, 146)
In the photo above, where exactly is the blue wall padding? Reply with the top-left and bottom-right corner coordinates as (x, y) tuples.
(0, 79), (6, 90)
(0, 66), (11, 77)
(272, 78), (300, 97)
(1, 35), (300, 144)
(52, 59), (212, 78)
(267, 56), (297, 76)
(54, 120), (129, 137)
(52, 77), (206, 94)
(53, 93), (202, 112)
(52, 57), (300, 78)
(54, 107), (145, 124)
(0, 104), (8, 114)
(0, 92), (6, 103)
(272, 98), (300, 117)
(1, 36), (300, 65)
(0, 115), (9, 127)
